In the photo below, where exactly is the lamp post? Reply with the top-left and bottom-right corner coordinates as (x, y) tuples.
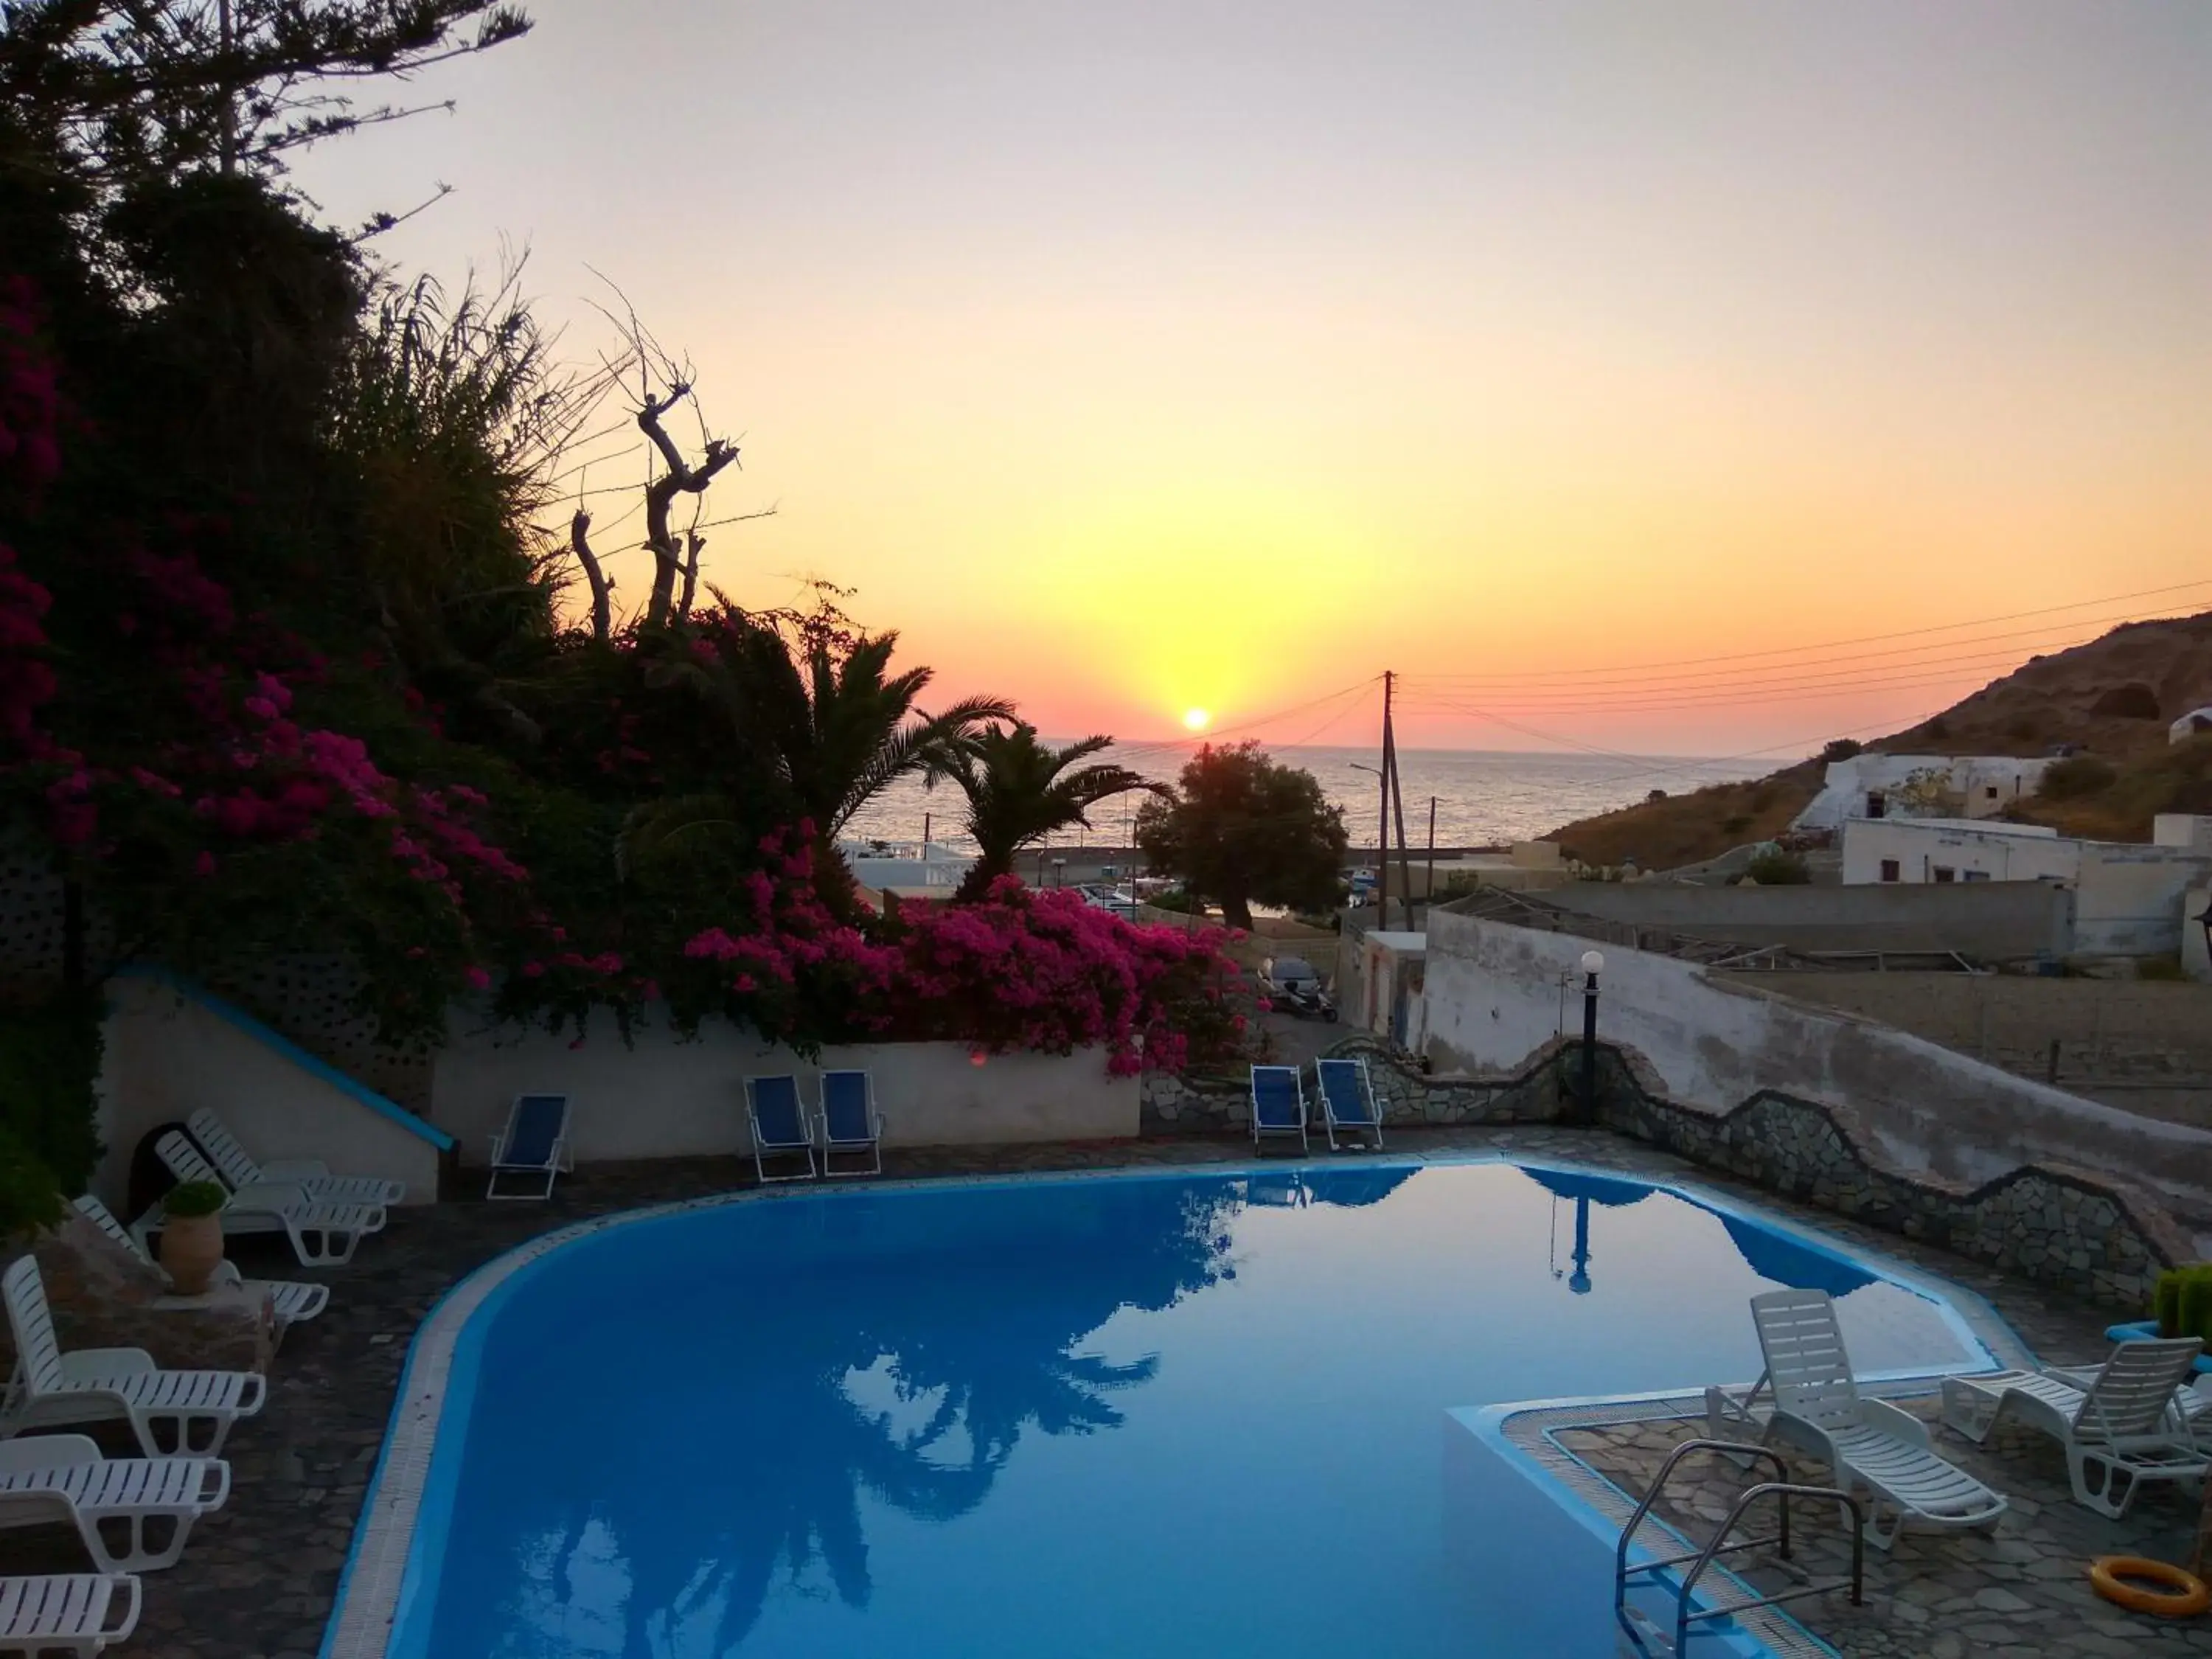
(1578, 949), (1604, 1122)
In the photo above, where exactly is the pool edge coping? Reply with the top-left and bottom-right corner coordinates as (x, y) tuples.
(319, 1149), (2043, 1659)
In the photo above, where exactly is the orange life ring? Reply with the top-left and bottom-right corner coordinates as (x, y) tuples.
(2090, 1556), (2211, 1618)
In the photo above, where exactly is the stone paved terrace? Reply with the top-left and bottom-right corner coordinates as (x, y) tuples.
(0, 1124), (2198, 1658)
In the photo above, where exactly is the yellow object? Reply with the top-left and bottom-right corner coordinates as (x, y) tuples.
(2090, 1556), (2211, 1618)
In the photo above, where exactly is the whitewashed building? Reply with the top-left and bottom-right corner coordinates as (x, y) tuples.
(1840, 816), (2212, 956)
(1793, 754), (2056, 832)
(2172, 707), (2212, 745)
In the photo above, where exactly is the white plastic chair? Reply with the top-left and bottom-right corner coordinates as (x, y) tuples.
(0, 1574), (141, 1657)
(1, 1257), (265, 1458)
(0, 1434), (229, 1573)
(70, 1195), (327, 1339)
(1941, 1337), (2206, 1518)
(1249, 1066), (1308, 1152)
(153, 1131), (383, 1266)
(487, 1094), (572, 1200)
(186, 1107), (406, 1206)
(1315, 1057), (1385, 1152)
(1725, 1288), (2008, 1548)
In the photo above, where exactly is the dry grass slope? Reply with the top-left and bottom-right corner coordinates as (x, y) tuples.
(1543, 609), (2212, 868)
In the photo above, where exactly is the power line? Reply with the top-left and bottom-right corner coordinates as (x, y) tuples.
(1398, 575), (2212, 684)
(1396, 599), (2212, 695)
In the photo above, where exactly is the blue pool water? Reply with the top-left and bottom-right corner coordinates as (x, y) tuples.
(389, 1161), (2001, 1658)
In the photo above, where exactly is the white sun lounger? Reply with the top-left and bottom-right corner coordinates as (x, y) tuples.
(745, 1076), (816, 1183)
(1, 1257), (265, 1458)
(0, 1434), (228, 1573)
(153, 1130), (383, 1266)
(818, 1071), (885, 1177)
(0, 1574), (141, 1657)
(1941, 1337), (2206, 1518)
(70, 1196), (327, 1340)
(1315, 1057), (1385, 1152)
(1249, 1066), (1309, 1152)
(187, 1107), (406, 1207)
(1719, 1288), (2007, 1548)
(487, 1093), (573, 1200)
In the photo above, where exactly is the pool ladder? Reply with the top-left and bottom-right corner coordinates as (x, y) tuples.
(1613, 1439), (1863, 1658)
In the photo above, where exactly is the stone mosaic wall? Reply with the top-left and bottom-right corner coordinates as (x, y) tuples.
(1143, 1033), (2185, 1310)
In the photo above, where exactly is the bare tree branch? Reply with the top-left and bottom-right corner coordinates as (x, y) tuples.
(570, 507), (612, 644)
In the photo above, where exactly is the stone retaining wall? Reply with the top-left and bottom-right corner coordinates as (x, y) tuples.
(1143, 1033), (2186, 1310)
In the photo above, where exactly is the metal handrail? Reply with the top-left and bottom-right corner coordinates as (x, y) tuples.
(1613, 1439), (1790, 1623)
(1670, 1482), (1863, 1658)
(1612, 1438), (1863, 1658)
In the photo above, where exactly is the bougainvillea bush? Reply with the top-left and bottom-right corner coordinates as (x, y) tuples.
(661, 844), (1248, 1072)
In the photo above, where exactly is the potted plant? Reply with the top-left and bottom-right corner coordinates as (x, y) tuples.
(159, 1180), (229, 1296)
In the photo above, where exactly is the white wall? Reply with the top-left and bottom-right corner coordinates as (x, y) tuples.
(97, 974), (445, 1210)
(1840, 818), (2074, 886)
(428, 1006), (1139, 1164)
(2076, 846), (2212, 956)
(2155, 815), (2212, 852)
(1419, 911), (2212, 1222)
(1796, 756), (2054, 831)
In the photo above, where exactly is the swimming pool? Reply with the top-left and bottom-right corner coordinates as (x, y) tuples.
(341, 1159), (2011, 1659)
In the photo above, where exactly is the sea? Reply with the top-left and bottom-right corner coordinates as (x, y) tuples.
(843, 744), (1775, 854)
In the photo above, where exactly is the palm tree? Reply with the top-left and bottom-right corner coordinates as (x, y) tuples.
(927, 723), (1161, 900)
(625, 608), (1011, 906)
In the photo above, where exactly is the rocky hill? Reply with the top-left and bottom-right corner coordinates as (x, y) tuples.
(1546, 609), (2212, 869)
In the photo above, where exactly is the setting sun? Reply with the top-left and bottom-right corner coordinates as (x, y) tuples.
(1181, 709), (1211, 731)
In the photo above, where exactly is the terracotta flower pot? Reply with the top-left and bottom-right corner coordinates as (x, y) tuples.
(159, 1212), (226, 1297)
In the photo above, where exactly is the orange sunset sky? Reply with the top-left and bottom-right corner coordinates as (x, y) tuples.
(295, 1), (2211, 759)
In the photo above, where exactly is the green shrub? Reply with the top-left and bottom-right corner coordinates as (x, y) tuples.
(163, 1180), (229, 1219)
(1820, 739), (1863, 763)
(2136, 956), (2189, 982)
(2038, 755), (2117, 801)
(0, 1124), (63, 1241)
(1745, 849), (1811, 886)
(2155, 1265), (2212, 1341)
(1719, 814), (1752, 836)
(1145, 887), (1203, 914)
(0, 991), (104, 1237)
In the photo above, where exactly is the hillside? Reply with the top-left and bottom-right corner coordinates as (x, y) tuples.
(1545, 609), (2212, 869)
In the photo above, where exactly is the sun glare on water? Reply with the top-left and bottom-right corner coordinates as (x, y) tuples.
(1182, 709), (1211, 731)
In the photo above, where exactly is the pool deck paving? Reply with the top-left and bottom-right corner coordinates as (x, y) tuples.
(1, 1123), (2200, 1658)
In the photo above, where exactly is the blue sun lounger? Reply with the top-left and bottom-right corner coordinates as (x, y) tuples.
(1249, 1065), (1308, 1152)
(488, 1093), (572, 1200)
(1316, 1057), (1385, 1152)
(818, 1070), (885, 1177)
(745, 1074), (818, 1183)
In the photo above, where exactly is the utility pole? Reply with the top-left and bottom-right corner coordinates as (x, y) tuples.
(1377, 672), (1394, 929)
(1426, 796), (1437, 910)
(1380, 672), (1415, 931)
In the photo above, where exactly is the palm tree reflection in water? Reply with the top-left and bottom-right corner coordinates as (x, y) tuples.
(493, 1176), (1278, 1658)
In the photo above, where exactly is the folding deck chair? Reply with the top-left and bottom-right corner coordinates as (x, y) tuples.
(1248, 1065), (1308, 1152)
(745, 1075), (817, 1182)
(0, 1574), (141, 1657)
(487, 1093), (572, 1200)
(818, 1070), (885, 1176)
(1315, 1057), (1385, 1152)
